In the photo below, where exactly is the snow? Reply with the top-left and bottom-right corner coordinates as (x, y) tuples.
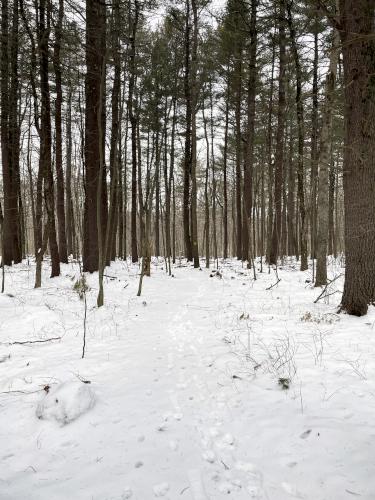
(0, 257), (374, 499)
(36, 380), (96, 425)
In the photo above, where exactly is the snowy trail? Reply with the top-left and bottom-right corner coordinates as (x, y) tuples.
(1, 259), (375, 499)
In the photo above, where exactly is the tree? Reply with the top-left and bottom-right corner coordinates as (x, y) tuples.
(1, 0), (22, 266)
(336, 0), (375, 315)
(83, 0), (107, 272)
(315, 26), (339, 287)
(269, 0), (287, 266)
(53, 0), (68, 263)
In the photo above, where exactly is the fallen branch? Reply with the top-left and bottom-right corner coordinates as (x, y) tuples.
(314, 273), (343, 303)
(266, 278), (281, 290)
(0, 388), (44, 396)
(1, 336), (61, 346)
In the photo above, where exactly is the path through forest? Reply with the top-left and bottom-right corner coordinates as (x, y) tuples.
(0, 259), (374, 499)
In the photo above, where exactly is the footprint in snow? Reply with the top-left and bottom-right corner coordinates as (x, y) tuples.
(235, 462), (266, 499)
(202, 450), (216, 463)
(121, 487), (133, 499)
(215, 433), (235, 449)
(218, 480), (241, 494)
(153, 482), (170, 497)
(169, 440), (178, 451)
(281, 482), (304, 498)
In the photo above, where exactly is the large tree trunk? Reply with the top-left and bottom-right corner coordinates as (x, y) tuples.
(339, 0), (375, 315)
(1, 0), (21, 266)
(83, 0), (107, 272)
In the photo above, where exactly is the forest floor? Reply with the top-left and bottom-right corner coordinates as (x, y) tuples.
(0, 257), (374, 500)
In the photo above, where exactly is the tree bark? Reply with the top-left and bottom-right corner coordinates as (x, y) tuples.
(315, 29), (339, 287)
(339, 0), (375, 315)
(287, 0), (307, 270)
(269, 0), (287, 265)
(183, 0), (192, 261)
(38, 0), (60, 279)
(242, 0), (258, 263)
(53, 0), (67, 263)
(190, 0), (199, 268)
(83, 0), (107, 272)
(129, 0), (139, 263)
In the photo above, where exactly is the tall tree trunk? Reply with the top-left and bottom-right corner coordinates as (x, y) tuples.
(328, 156), (335, 256)
(183, 0), (192, 261)
(9, 0), (21, 263)
(203, 102), (210, 268)
(1, 0), (21, 265)
(65, 87), (74, 258)
(266, 31), (276, 263)
(223, 74), (229, 259)
(269, 0), (287, 265)
(154, 129), (160, 257)
(83, 0), (107, 272)
(310, 16), (319, 259)
(339, 0), (375, 315)
(287, 0), (307, 270)
(209, 79), (218, 263)
(129, 0), (139, 263)
(53, 0), (67, 263)
(234, 53), (243, 260)
(38, 0), (60, 280)
(315, 28), (339, 287)
(105, 0), (121, 266)
(243, 0), (258, 263)
(190, 0), (199, 268)
(287, 123), (296, 256)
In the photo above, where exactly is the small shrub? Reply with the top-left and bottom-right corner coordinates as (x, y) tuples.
(73, 275), (89, 300)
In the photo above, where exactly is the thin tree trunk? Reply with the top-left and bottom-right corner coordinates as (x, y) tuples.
(183, 0), (192, 261)
(223, 74), (229, 259)
(53, 0), (67, 263)
(269, 0), (287, 265)
(310, 16), (319, 259)
(38, 0), (60, 280)
(190, 0), (199, 268)
(315, 28), (339, 287)
(129, 0), (139, 263)
(287, 0), (307, 270)
(243, 0), (258, 263)
(266, 31), (276, 263)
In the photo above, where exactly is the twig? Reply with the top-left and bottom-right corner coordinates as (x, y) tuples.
(0, 388), (44, 395)
(314, 273), (343, 303)
(0, 337), (61, 346)
(266, 278), (281, 290)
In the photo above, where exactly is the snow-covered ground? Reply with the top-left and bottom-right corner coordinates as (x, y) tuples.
(0, 257), (374, 499)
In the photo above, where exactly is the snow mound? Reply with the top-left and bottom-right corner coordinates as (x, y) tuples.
(36, 381), (95, 425)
